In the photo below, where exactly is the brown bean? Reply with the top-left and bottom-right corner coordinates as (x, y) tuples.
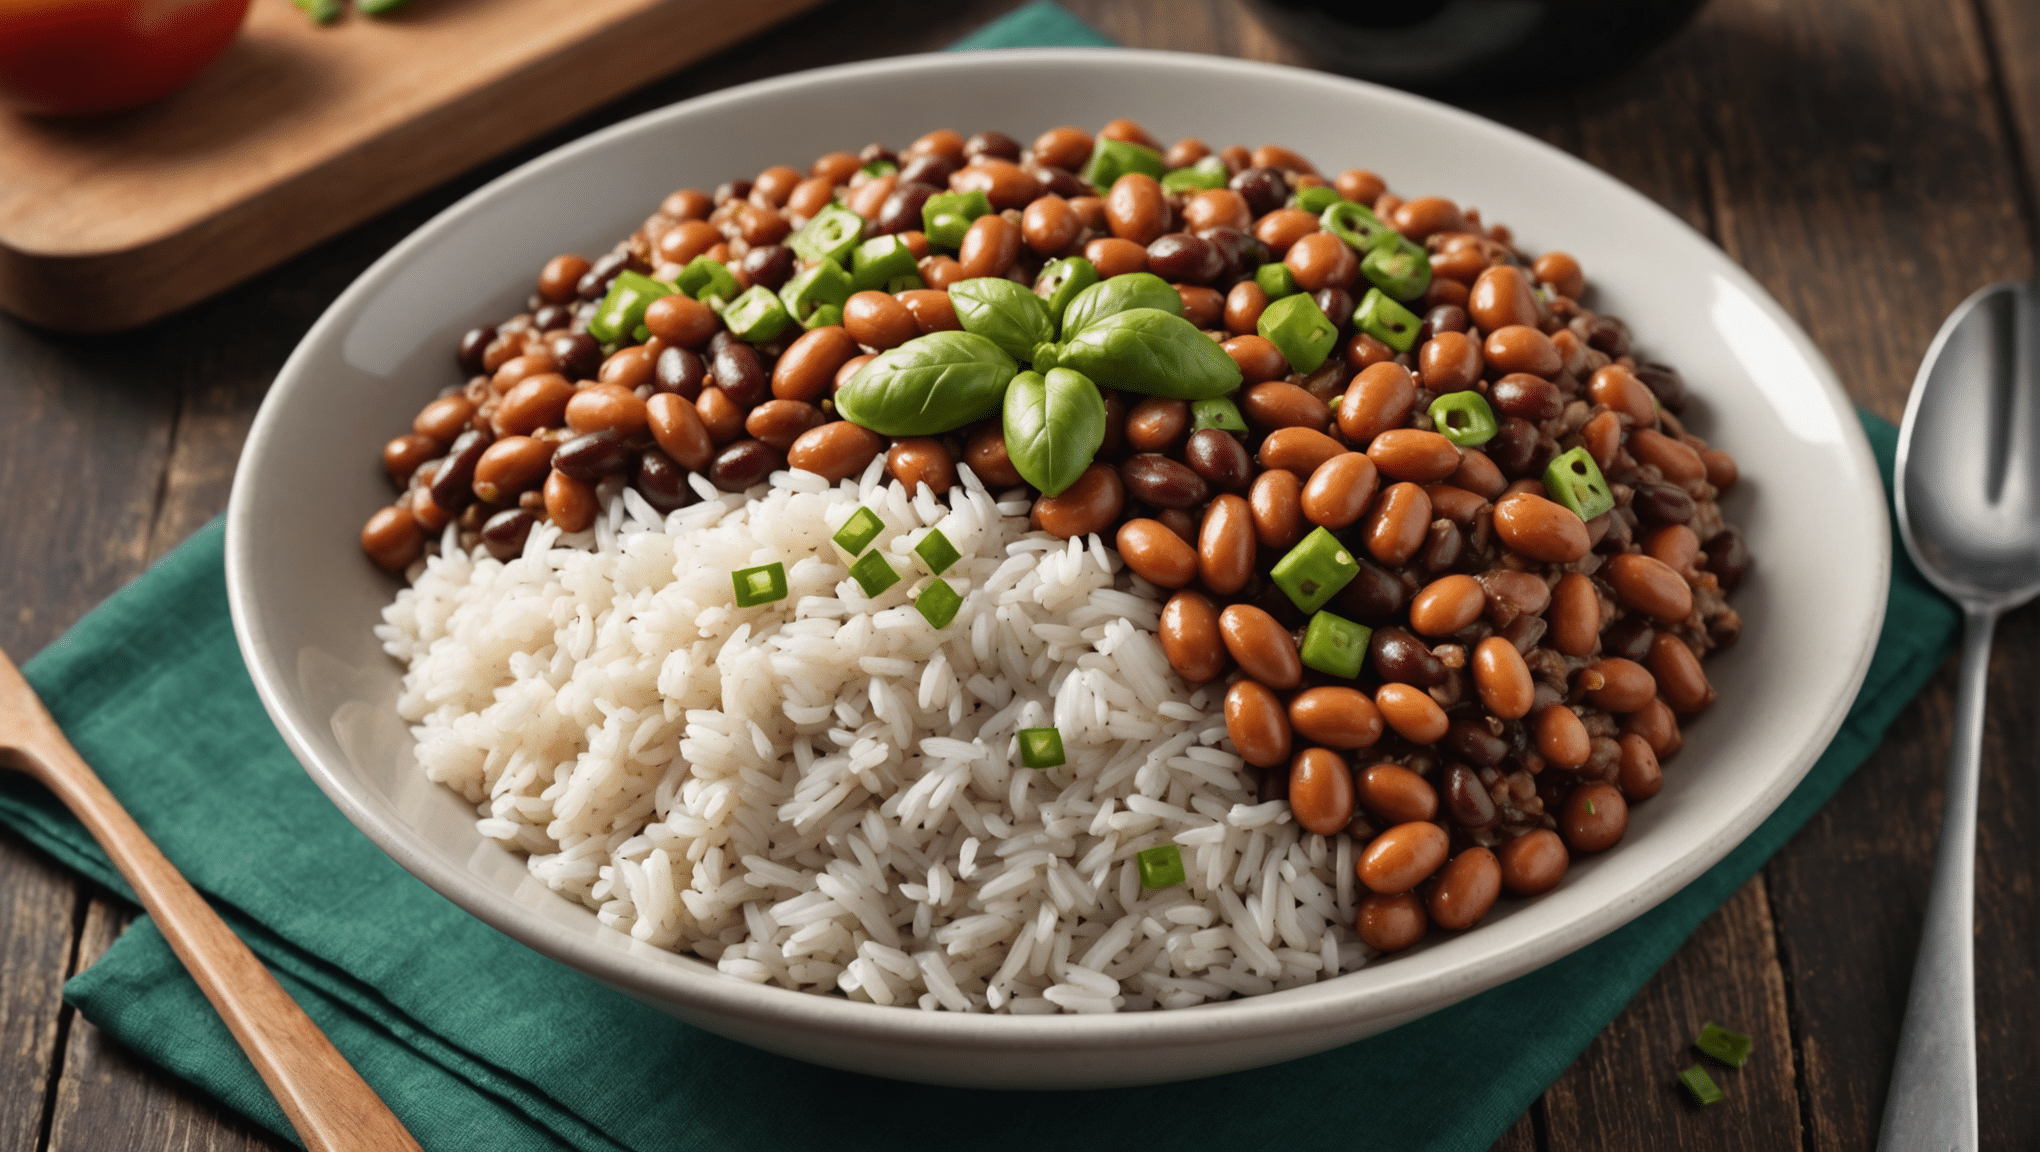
(1367, 429), (1461, 483)
(406, 484), (452, 532)
(1357, 763), (1437, 823)
(1428, 847), (1501, 931)
(1429, 246), (1490, 285)
(782, 420), (881, 482)
(1121, 453), (1208, 509)
(950, 158), (1040, 210)
(1219, 603), (1302, 689)
(1446, 449), (1504, 501)
(1288, 748), (1356, 835)
(1392, 196), (1464, 240)
(1160, 589), (1230, 684)
(843, 291), (919, 351)
(1702, 448), (1740, 490)
(1197, 493), (1257, 595)
(1630, 428), (1706, 484)
(1116, 519), (1199, 588)
(1032, 126), (1093, 171)
(1584, 657), (1657, 713)
(1364, 481), (1432, 566)
(565, 383), (648, 438)
(1648, 633), (1716, 715)
(1472, 636), (1535, 719)
(1492, 492), (1591, 563)
(1225, 678), (1292, 767)
(1338, 361), (1417, 443)
(542, 469), (597, 532)
(695, 386), (745, 444)
(708, 439), (783, 491)
(749, 164), (801, 207)
(886, 438), (957, 495)
(1224, 280), (1268, 334)
(1498, 829), (1569, 895)
(1288, 687), (1384, 750)
(538, 254), (591, 303)
(1562, 781), (1628, 853)
(1408, 574), (1485, 637)
(1356, 891), (1427, 952)
(918, 254), (966, 289)
(894, 289), (958, 336)
(745, 399), (826, 450)
(1589, 365), (1658, 427)
(1102, 172), (1167, 245)
(1249, 469), (1305, 550)
(471, 435), (553, 504)
(1184, 188), (1252, 233)
(1083, 236), (1148, 278)
(1473, 570), (1547, 625)
(1468, 264), (1539, 332)
(1359, 822), (1450, 894)
(957, 214), (1022, 279)
(1285, 232), (1357, 292)
(1416, 331), (1483, 393)
(384, 433), (439, 484)
(655, 219), (720, 265)
(1242, 381), (1331, 431)
(1536, 704), (1591, 767)
(551, 430), (628, 482)
(1489, 374), (1564, 422)
(1375, 682), (1449, 744)
(1125, 398), (1190, 453)
(1483, 325), (1561, 378)
(413, 394), (476, 443)
(785, 175), (837, 220)
(1223, 335), (1289, 384)
(1253, 208), (1319, 256)
(1017, 193), (1079, 255)
(735, 202), (791, 247)
(965, 425), (1023, 487)
(772, 325), (860, 401)
(361, 505), (423, 571)
(1547, 572), (1601, 656)
(1616, 733), (1664, 800)
(1176, 284), (1225, 329)
(1300, 451), (1380, 529)
(493, 373), (574, 437)
(1258, 426), (1344, 478)
(1185, 428), (1252, 492)
(1335, 169), (1386, 205)
(644, 293), (717, 349)
(1606, 553), (1694, 623)
(1624, 696), (1684, 759)
(1577, 411), (1620, 471)
(1533, 251), (1586, 299)
(491, 351), (558, 394)
(1033, 462), (1124, 539)
(598, 345), (655, 391)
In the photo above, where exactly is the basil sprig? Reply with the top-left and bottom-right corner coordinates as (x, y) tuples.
(1057, 272), (1182, 340)
(1002, 368), (1107, 497)
(949, 278), (1055, 361)
(1036, 308), (1243, 399)
(834, 331), (1016, 435)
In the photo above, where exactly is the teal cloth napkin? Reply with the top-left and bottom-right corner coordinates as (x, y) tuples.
(0, 7), (1958, 1148)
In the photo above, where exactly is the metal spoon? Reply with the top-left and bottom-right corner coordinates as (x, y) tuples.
(0, 646), (421, 1152)
(1882, 281), (2040, 1149)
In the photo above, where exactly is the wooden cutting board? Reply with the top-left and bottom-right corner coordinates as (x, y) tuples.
(0, 0), (820, 332)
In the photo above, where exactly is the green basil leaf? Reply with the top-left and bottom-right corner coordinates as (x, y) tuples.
(1049, 308), (1243, 400)
(948, 278), (1056, 362)
(834, 332), (1017, 436)
(1057, 272), (1183, 341)
(1002, 368), (1107, 498)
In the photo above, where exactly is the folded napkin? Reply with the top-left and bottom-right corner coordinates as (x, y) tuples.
(0, 7), (1958, 1148)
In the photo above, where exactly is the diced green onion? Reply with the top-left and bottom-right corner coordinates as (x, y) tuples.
(780, 259), (853, 326)
(1428, 391), (1498, 447)
(1362, 244), (1432, 302)
(847, 550), (900, 598)
(586, 270), (672, 344)
(859, 159), (897, 179)
(1035, 257), (1100, 331)
(1299, 611), (1372, 679)
(921, 190), (992, 250)
(1191, 396), (1248, 434)
(1355, 288), (1421, 353)
(1322, 200), (1398, 253)
(1677, 1065), (1724, 1106)
(1018, 727), (1065, 769)
(915, 578), (964, 628)
(1696, 1023), (1752, 1068)
(1081, 137), (1165, 194)
(1271, 526), (1362, 614)
(850, 234), (921, 293)
(1543, 446), (1616, 522)
(1294, 184), (1341, 214)
(1258, 292), (1338, 376)
(914, 528), (961, 575)
(832, 506), (884, 555)
(1255, 262), (1300, 299)
(731, 562), (787, 607)
(674, 256), (739, 305)
(722, 285), (791, 343)
(1160, 154), (1229, 193)
(790, 204), (866, 267)
(1137, 843), (1185, 889)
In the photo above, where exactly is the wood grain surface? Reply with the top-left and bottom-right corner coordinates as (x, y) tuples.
(2, 0), (2037, 1148)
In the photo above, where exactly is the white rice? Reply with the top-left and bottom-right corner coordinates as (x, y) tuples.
(376, 458), (1367, 1012)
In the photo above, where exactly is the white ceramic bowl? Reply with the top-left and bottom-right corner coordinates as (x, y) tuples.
(226, 49), (1888, 1089)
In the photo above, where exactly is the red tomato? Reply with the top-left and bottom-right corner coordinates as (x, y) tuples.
(0, 0), (252, 116)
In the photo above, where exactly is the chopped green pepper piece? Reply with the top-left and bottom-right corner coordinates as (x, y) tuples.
(1299, 611), (1372, 679)
(1696, 1023), (1753, 1068)
(790, 204), (866, 267)
(780, 259), (853, 326)
(1355, 288), (1421, 353)
(832, 506), (884, 555)
(1258, 292), (1338, 375)
(1191, 396), (1248, 434)
(1362, 244), (1433, 302)
(1270, 527), (1361, 614)
(586, 270), (672, 344)
(914, 528), (961, 574)
(1678, 1065), (1725, 1106)
(1137, 843), (1185, 889)
(859, 159), (897, 179)
(1322, 200), (1399, 253)
(922, 190), (992, 250)
(357, 0), (410, 13)
(1018, 727), (1066, 769)
(731, 562), (787, 607)
(1429, 391), (1498, 447)
(1295, 184), (1341, 214)
(885, 274), (928, 293)
(1081, 137), (1165, 194)
(1160, 155), (1229, 193)
(847, 550), (899, 598)
(1255, 262), (1300, 299)
(674, 256), (738, 305)
(915, 579), (964, 628)
(291, 0), (342, 23)
(1035, 257), (1100, 332)
(723, 285), (791, 343)
(804, 302), (845, 330)
(851, 234), (921, 292)
(1543, 446), (1616, 522)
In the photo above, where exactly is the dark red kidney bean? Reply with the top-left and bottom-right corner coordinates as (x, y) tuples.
(965, 130), (1020, 160)
(429, 429), (490, 511)
(1420, 519), (1462, 572)
(547, 332), (602, 381)
(480, 508), (535, 561)
(632, 448), (697, 513)
(1633, 362), (1687, 412)
(1334, 558), (1407, 623)
(1312, 286), (1355, 331)
(655, 346), (707, 398)
(457, 326), (495, 374)
(1707, 527), (1750, 589)
(898, 153), (954, 188)
(576, 250), (629, 300)
(713, 179), (753, 206)
(1121, 453), (1209, 509)
(1421, 304), (1468, 339)
(1228, 166), (1287, 216)
(1444, 718), (1510, 769)
(1146, 232), (1223, 283)
(1184, 428), (1252, 492)
(742, 244), (795, 291)
(1202, 226), (1268, 283)
(553, 429), (630, 481)
(1603, 615), (1656, 662)
(1370, 625), (1446, 687)
(709, 439), (782, 492)
(1442, 762), (1498, 829)
(1579, 313), (1631, 356)
(712, 340), (769, 409)
(1500, 612), (1547, 653)
(1029, 162), (1087, 199)
(1634, 482), (1696, 524)
(1485, 416), (1541, 477)
(1489, 374), (1563, 421)
(878, 181), (941, 235)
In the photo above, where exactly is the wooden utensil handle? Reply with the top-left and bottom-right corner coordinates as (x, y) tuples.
(0, 652), (420, 1152)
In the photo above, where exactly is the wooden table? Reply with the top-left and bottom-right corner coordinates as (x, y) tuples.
(3, 0), (2036, 1147)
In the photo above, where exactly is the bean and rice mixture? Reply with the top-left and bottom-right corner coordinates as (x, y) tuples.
(363, 119), (1748, 1013)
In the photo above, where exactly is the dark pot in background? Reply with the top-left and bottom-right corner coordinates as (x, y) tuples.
(1246, 0), (1708, 93)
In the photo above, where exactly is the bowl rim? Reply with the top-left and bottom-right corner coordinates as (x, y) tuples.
(227, 46), (1891, 1054)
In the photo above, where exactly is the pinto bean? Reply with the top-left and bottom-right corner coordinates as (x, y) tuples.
(1493, 492), (1591, 563)
(1648, 632), (1717, 715)
(1374, 682), (1449, 744)
(1225, 678), (1293, 767)
(1249, 468), (1306, 550)
(1289, 748), (1356, 835)
(1116, 519), (1199, 588)
(1288, 687), (1385, 749)
(1300, 452), (1380, 529)
(1563, 782), (1628, 853)
(1161, 590), (1230, 683)
(1033, 462), (1124, 539)
(1364, 482), (1432, 566)
(1605, 553), (1694, 623)
(1498, 829), (1568, 895)
(785, 421), (882, 482)
(1358, 822), (1450, 894)
(1258, 426), (1345, 477)
(1536, 704), (1592, 767)
(1356, 763), (1438, 824)
(1472, 636), (1535, 719)
(1219, 603), (1301, 689)
(1583, 657), (1657, 713)
(1339, 361), (1418, 443)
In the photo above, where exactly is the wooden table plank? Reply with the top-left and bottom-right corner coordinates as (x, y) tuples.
(0, 837), (77, 1152)
(1975, 0), (2040, 231)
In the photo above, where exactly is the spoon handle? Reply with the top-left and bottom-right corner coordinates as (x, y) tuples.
(0, 650), (421, 1152)
(1877, 606), (1992, 1151)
